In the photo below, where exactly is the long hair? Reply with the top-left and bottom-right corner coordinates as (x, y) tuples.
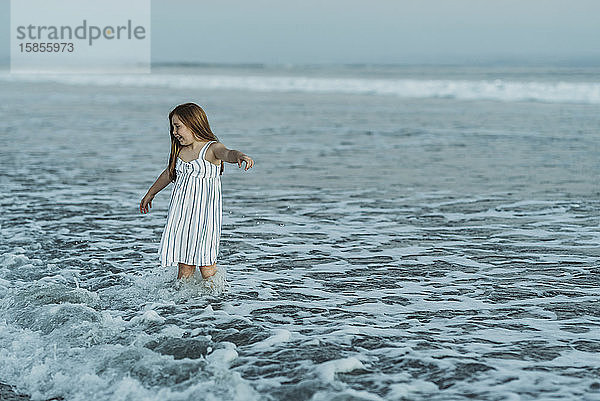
(167, 103), (224, 182)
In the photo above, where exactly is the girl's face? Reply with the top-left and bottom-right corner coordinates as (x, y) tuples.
(171, 114), (195, 146)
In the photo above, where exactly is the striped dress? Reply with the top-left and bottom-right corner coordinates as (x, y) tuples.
(158, 140), (222, 267)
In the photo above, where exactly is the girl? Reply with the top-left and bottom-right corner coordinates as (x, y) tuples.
(140, 103), (254, 283)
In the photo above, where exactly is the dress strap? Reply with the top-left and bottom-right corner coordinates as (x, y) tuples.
(201, 140), (216, 157)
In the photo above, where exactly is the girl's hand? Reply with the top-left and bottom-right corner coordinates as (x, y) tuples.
(236, 154), (254, 171)
(140, 192), (155, 214)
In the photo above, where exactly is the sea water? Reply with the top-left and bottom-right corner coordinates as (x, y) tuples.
(0, 64), (598, 400)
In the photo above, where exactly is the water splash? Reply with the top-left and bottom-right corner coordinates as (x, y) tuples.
(173, 266), (230, 297)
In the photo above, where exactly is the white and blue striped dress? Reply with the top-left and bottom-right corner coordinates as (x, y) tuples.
(158, 140), (222, 267)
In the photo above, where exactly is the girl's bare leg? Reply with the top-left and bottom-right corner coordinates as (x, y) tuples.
(177, 262), (217, 279)
(199, 262), (217, 279)
(177, 262), (195, 279)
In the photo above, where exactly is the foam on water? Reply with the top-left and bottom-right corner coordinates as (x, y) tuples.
(1, 71), (600, 104)
(0, 260), (258, 401)
(0, 65), (599, 400)
(1, 193), (599, 400)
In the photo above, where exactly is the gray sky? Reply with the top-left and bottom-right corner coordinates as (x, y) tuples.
(2, 0), (599, 66)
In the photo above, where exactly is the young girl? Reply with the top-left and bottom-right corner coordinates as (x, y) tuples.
(140, 102), (254, 283)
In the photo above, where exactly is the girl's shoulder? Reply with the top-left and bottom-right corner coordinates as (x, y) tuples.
(205, 141), (224, 166)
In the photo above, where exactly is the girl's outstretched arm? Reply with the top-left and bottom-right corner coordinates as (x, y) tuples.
(140, 168), (170, 214)
(211, 142), (254, 171)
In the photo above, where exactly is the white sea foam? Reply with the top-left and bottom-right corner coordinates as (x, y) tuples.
(315, 356), (367, 382)
(1, 72), (599, 104)
(1, 71), (598, 400)
(252, 329), (292, 349)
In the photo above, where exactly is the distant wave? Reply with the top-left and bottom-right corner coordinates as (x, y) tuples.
(2, 72), (599, 104)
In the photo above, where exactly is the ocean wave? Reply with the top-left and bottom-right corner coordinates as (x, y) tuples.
(2, 72), (599, 104)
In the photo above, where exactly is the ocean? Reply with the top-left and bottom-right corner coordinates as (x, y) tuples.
(0, 64), (598, 400)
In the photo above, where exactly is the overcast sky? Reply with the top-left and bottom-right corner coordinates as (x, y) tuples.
(1, 0), (599, 66)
